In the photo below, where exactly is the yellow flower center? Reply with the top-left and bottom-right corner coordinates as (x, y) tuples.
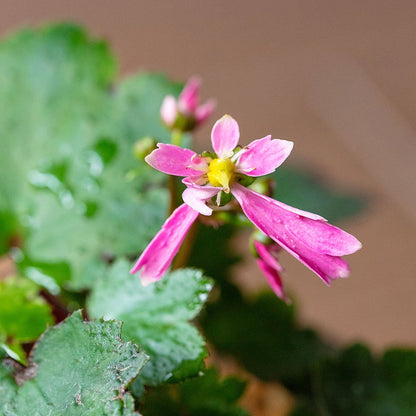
(207, 158), (235, 191)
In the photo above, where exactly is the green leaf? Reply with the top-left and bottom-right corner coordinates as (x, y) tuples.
(0, 275), (53, 363)
(272, 167), (365, 223)
(140, 368), (248, 416)
(0, 212), (21, 256)
(17, 256), (71, 294)
(369, 349), (416, 415)
(0, 359), (18, 412)
(88, 259), (213, 386)
(0, 24), (184, 290)
(304, 344), (377, 416)
(0, 24), (115, 214)
(3, 311), (148, 415)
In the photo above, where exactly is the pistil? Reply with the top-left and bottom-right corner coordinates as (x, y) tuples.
(207, 158), (235, 192)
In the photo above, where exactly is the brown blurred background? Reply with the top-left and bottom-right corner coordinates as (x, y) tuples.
(1, 0), (415, 350)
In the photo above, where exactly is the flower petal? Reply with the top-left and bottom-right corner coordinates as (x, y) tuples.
(182, 186), (219, 216)
(271, 199), (326, 221)
(195, 99), (216, 125)
(254, 240), (283, 273)
(257, 258), (288, 301)
(160, 95), (177, 126)
(145, 143), (204, 177)
(211, 115), (240, 158)
(232, 184), (362, 284)
(178, 76), (200, 113)
(237, 136), (294, 176)
(254, 240), (288, 301)
(130, 203), (199, 285)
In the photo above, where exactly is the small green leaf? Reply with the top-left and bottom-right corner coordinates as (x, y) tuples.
(17, 256), (70, 294)
(0, 275), (53, 363)
(88, 259), (213, 386)
(7, 311), (148, 415)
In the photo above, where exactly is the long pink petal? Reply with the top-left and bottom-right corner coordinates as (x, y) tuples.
(182, 186), (219, 216)
(130, 203), (199, 285)
(160, 95), (178, 126)
(270, 199), (326, 221)
(195, 99), (216, 125)
(145, 143), (203, 177)
(237, 136), (294, 176)
(232, 184), (362, 284)
(211, 115), (240, 158)
(254, 240), (283, 273)
(257, 258), (288, 301)
(254, 240), (288, 301)
(178, 77), (200, 113)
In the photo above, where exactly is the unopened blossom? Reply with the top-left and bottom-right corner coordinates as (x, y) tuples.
(131, 115), (362, 288)
(254, 239), (288, 302)
(160, 77), (215, 132)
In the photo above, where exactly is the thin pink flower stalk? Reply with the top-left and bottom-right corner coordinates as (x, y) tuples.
(160, 77), (215, 132)
(131, 114), (362, 289)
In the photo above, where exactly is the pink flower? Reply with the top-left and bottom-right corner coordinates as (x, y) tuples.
(131, 115), (362, 288)
(160, 77), (215, 132)
(254, 240), (288, 302)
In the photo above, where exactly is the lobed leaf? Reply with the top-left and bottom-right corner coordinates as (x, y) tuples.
(0, 275), (53, 363)
(2, 311), (148, 415)
(88, 259), (213, 386)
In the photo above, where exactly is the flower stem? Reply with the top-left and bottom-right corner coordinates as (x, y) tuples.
(168, 175), (178, 215)
(171, 129), (182, 146)
(168, 130), (184, 215)
(172, 220), (199, 270)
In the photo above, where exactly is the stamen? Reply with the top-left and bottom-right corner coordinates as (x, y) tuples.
(216, 192), (222, 206)
(231, 146), (249, 163)
(222, 150), (235, 159)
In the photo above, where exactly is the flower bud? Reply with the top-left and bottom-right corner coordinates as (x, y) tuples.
(133, 137), (157, 160)
(160, 77), (215, 133)
(249, 177), (274, 197)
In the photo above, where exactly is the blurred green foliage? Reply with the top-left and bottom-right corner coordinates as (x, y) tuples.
(0, 24), (182, 290)
(201, 288), (332, 390)
(292, 345), (416, 416)
(0, 275), (53, 363)
(140, 368), (248, 416)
